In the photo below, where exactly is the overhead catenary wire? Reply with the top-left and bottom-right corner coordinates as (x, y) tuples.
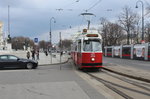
(144, 0), (150, 16)
(56, 0), (80, 11)
(85, 0), (102, 12)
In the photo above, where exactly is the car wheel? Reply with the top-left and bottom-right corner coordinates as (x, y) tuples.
(26, 63), (33, 69)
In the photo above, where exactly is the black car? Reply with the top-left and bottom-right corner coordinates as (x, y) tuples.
(0, 54), (38, 69)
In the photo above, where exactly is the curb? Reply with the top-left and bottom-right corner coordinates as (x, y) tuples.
(38, 58), (70, 66)
(102, 67), (150, 83)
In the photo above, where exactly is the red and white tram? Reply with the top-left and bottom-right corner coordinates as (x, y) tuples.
(71, 29), (103, 70)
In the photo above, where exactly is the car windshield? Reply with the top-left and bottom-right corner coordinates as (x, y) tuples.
(83, 40), (102, 52)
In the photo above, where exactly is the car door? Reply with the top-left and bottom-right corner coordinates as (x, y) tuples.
(7, 55), (21, 67)
(0, 55), (8, 67)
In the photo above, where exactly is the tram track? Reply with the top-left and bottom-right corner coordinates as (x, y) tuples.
(84, 70), (150, 99)
(70, 58), (150, 98)
(103, 70), (150, 92)
(102, 67), (150, 83)
(87, 73), (134, 99)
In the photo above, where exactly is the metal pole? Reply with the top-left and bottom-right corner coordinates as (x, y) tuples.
(49, 17), (56, 64)
(87, 20), (90, 30)
(59, 32), (62, 70)
(8, 5), (10, 36)
(136, 0), (144, 41)
(7, 5), (11, 43)
(50, 20), (52, 64)
(141, 1), (144, 41)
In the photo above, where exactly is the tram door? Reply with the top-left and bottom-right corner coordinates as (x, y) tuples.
(107, 47), (112, 57)
(148, 44), (150, 61)
(77, 40), (82, 67)
(122, 46), (131, 59)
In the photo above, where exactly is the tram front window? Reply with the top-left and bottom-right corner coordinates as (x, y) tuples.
(83, 40), (102, 52)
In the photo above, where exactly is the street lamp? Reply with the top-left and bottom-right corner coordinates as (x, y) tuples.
(50, 17), (56, 64)
(136, 0), (144, 42)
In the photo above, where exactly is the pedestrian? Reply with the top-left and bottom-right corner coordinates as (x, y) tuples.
(26, 51), (30, 59)
(31, 50), (35, 60)
(36, 50), (39, 60)
(45, 50), (48, 56)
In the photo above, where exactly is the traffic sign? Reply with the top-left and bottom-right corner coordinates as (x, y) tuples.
(34, 38), (38, 43)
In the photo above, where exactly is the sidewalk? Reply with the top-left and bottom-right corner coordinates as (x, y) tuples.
(37, 53), (69, 65)
(0, 50), (69, 65)
(103, 63), (150, 82)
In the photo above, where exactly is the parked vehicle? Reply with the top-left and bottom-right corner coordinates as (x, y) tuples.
(0, 54), (38, 69)
(104, 43), (150, 61)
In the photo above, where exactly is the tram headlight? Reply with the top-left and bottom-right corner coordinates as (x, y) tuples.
(91, 58), (95, 61)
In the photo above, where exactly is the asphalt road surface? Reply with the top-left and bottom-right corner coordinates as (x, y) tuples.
(0, 62), (106, 99)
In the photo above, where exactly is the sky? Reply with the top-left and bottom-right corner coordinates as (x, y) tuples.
(0, 0), (150, 43)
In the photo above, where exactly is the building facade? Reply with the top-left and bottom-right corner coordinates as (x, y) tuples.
(0, 21), (4, 50)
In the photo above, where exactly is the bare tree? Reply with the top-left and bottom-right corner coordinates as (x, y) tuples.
(12, 37), (34, 50)
(38, 40), (51, 51)
(59, 39), (72, 51)
(38, 40), (47, 51)
(145, 23), (150, 42)
(106, 23), (124, 45)
(145, 0), (150, 17)
(145, 1), (150, 42)
(118, 6), (139, 44)
(100, 17), (124, 46)
(100, 17), (109, 46)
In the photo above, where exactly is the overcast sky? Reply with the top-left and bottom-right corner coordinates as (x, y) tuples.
(0, 0), (150, 43)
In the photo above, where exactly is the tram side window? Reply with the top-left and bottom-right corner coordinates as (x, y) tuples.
(122, 47), (131, 54)
(107, 48), (112, 53)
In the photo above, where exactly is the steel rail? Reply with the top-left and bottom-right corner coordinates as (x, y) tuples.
(102, 67), (150, 83)
(103, 71), (150, 92)
(87, 73), (134, 99)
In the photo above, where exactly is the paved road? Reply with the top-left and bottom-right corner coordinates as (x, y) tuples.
(103, 57), (150, 71)
(0, 61), (106, 99)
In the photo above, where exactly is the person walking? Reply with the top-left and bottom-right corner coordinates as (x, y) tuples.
(26, 51), (30, 59)
(45, 50), (48, 56)
(36, 50), (39, 60)
(31, 50), (35, 60)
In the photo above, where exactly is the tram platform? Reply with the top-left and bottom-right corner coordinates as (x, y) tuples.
(103, 63), (150, 83)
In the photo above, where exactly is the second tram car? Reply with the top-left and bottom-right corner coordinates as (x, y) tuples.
(71, 29), (103, 70)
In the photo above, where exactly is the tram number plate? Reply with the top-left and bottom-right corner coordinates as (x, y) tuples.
(91, 53), (95, 57)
